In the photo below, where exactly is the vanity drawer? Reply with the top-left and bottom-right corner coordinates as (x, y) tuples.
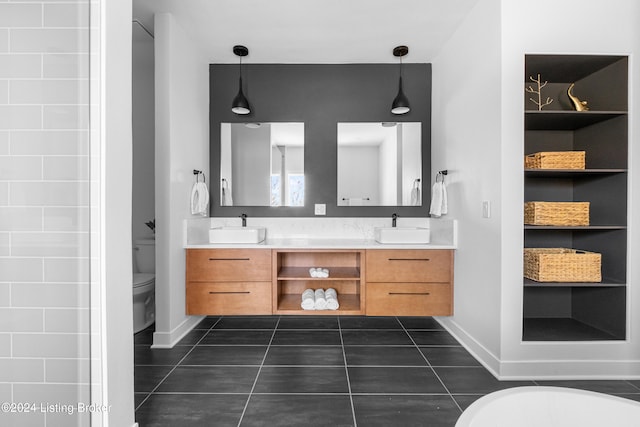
(186, 282), (272, 315)
(186, 249), (272, 282)
(366, 250), (453, 283)
(366, 282), (452, 316)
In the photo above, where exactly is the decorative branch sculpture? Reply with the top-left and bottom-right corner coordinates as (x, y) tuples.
(526, 74), (553, 110)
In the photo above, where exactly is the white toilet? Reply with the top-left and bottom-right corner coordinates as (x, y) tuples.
(133, 238), (156, 333)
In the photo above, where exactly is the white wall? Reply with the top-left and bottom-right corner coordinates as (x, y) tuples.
(432, 0), (504, 373)
(132, 25), (155, 242)
(401, 123), (421, 205)
(498, 0), (640, 378)
(338, 145), (379, 205)
(153, 13), (209, 347)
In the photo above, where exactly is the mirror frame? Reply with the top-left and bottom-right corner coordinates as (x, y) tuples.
(210, 63), (432, 217)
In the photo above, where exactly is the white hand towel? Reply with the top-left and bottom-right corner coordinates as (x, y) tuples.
(325, 288), (339, 310)
(301, 288), (315, 310)
(314, 289), (327, 310)
(320, 268), (329, 278)
(191, 182), (209, 216)
(429, 181), (447, 217)
(410, 187), (421, 206)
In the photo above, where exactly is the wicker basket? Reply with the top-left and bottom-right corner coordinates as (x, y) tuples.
(525, 151), (585, 170)
(524, 201), (590, 226)
(524, 248), (602, 282)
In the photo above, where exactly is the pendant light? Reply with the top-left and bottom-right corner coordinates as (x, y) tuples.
(231, 45), (251, 115)
(391, 45), (410, 115)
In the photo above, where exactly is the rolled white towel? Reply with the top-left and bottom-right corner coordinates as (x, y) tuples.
(314, 288), (327, 310)
(301, 288), (315, 310)
(325, 288), (339, 310)
(309, 267), (317, 278)
(321, 268), (329, 278)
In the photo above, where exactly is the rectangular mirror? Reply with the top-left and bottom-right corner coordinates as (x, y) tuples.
(220, 122), (304, 206)
(337, 122), (422, 206)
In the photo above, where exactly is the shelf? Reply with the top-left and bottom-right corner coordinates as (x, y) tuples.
(277, 266), (361, 281)
(523, 278), (625, 287)
(524, 225), (626, 230)
(275, 293), (362, 315)
(523, 318), (623, 341)
(525, 55), (625, 82)
(524, 169), (627, 177)
(525, 111), (626, 130)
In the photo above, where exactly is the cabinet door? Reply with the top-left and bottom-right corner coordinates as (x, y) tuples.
(366, 283), (452, 316)
(186, 282), (272, 315)
(186, 249), (272, 282)
(366, 250), (452, 283)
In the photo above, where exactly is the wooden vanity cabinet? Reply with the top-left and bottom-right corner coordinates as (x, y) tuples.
(185, 247), (454, 317)
(365, 249), (454, 316)
(186, 249), (272, 315)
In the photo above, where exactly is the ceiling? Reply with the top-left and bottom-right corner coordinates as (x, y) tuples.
(132, 0), (479, 63)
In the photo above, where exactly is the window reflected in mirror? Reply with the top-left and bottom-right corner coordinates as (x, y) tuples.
(337, 122), (421, 207)
(220, 123), (304, 207)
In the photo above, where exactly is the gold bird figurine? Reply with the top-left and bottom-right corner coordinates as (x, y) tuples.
(568, 83), (589, 111)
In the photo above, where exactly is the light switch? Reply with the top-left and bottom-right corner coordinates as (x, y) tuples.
(482, 201), (491, 218)
(314, 204), (326, 215)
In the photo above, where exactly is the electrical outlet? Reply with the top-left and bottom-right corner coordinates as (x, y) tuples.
(314, 204), (326, 215)
(482, 201), (491, 218)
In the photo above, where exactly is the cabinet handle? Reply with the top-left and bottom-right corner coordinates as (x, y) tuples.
(208, 258), (251, 261)
(389, 292), (431, 296)
(208, 291), (251, 295)
(388, 258), (430, 262)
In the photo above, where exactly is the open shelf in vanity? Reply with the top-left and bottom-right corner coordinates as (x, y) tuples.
(272, 249), (365, 315)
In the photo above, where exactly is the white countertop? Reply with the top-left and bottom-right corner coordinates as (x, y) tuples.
(184, 217), (458, 250)
(185, 237), (455, 250)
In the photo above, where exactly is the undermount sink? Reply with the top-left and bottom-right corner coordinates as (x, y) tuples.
(374, 227), (430, 244)
(209, 226), (266, 244)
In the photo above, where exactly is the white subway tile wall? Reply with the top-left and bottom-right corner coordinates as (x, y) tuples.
(0, 2), (91, 426)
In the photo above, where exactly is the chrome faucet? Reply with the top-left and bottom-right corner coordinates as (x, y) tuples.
(392, 213), (398, 228)
(240, 213), (247, 227)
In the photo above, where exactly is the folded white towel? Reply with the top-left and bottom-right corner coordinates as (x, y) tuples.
(309, 267), (330, 278)
(301, 288), (315, 310)
(191, 182), (209, 216)
(429, 181), (448, 217)
(325, 288), (339, 310)
(314, 288), (327, 310)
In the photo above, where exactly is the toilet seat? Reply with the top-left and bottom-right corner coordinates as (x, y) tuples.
(133, 273), (155, 295)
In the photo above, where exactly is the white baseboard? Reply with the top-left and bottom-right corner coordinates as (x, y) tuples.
(151, 315), (205, 348)
(436, 316), (502, 376)
(436, 317), (640, 380)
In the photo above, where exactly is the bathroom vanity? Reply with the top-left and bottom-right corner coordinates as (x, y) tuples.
(185, 219), (456, 317)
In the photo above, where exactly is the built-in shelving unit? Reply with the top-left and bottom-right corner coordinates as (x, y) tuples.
(523, 54), (628, 341)
(273, 249), (365, 315)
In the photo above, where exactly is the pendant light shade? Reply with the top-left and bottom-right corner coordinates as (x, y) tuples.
(231, 45), (251, 115)
(391, 45), (410, 115)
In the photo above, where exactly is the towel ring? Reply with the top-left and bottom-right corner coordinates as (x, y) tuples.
(193, 169), (205, 183)
(436, 170), (448, 183)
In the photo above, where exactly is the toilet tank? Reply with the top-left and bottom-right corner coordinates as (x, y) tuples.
(134, 239), (155, 273)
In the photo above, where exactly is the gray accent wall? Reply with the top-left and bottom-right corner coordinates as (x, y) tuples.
(210, 63), (432, 217)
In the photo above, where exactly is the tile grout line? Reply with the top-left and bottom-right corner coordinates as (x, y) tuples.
(338, 316), (358, 427)
(134, 317), (222, 412)
(397, 317), (464, 413)
(236, 316), (281, 427)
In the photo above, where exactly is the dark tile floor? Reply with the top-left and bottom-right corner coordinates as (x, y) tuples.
(134, 316), (640, 427)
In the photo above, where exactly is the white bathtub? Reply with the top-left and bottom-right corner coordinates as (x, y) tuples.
(455, 386), (640, 427)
